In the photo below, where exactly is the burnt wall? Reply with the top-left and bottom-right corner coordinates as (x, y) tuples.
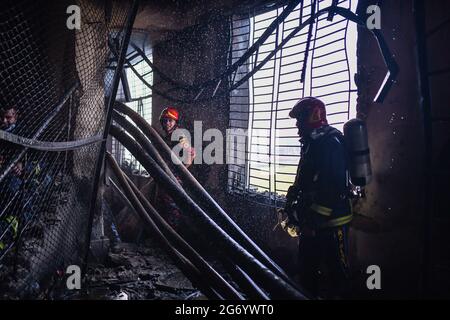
(350, 0), (450, 299)
(152, 13), (230, 203)
(350, 0), (424, 298)
(423, 0), (450, 297)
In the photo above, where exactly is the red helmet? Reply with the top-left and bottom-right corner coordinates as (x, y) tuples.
(159, 107), (180, 123)
(289, 97), (328, 131)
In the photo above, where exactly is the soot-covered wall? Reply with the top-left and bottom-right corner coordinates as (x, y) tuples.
(152, 13), (230, 204)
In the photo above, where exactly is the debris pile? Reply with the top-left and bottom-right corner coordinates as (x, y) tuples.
(78, 242), (205, 300)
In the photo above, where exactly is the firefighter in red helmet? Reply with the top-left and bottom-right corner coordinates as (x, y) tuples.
(280, 97), (352, 298)
(159, 106), (195, 167)
(159, 107), (179, 134)
(155, 106), (195, 229)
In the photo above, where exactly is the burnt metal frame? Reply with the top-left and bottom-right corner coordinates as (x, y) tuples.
(230, 4), (398, 102)
(119, 1), (397, 105)
(117, 0), (302, 104)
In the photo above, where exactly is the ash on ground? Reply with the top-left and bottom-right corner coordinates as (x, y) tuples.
(74, 242), (205, 300)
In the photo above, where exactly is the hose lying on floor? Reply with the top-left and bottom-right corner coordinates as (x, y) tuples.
(109, 124), (307, 300)
(113, 115), (269, 300)
(106, 152), (243, 300)
(123, 172), (247, 300)
(113, 101), (299, 291)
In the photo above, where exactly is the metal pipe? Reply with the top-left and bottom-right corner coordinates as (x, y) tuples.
(109, 125), (307, 299)
(109, 177), (135, 210)
(108, 176), (223, 299)
(175, 251), (224, 300)
(106, 152), (223, 300)
(114, 101), (299, 290)
(177, 253), (225, 300)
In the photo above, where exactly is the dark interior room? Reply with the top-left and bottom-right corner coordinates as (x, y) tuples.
(0, 0), (449, 303)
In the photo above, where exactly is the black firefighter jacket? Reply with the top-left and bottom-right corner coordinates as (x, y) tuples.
(291, 125), (353, 230)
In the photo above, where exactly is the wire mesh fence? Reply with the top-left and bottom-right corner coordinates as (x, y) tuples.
(0, 0), (134, 298)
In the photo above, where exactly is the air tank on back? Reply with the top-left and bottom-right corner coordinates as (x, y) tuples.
(344, 118), (372, 186)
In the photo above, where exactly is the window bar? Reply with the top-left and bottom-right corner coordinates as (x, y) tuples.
(313, 26), (347, 41)
(268, 7), (279, 203)
(312, 37), (345, 51)
(344, 0), (352, 120)
(299, 0), (305, 26)
(316, 18), (346, 31)
(311, 79), (350, 89)
(227, 0), (301, 89)
(327, 0), (339, 21)
(228, 15), (234, 86)
(301, 0), (317, 84)
(273, 5), (286, 199)
(236, 15), (251, 194)
(312, 58), (348, 70)
(247, 13), (256, 193)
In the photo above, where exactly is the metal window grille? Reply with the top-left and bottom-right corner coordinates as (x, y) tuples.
(228, 0), (358, 207)
(112, 33), (153, 175)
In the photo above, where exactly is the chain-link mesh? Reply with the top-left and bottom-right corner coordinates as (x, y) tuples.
(0, 0), (133, 298)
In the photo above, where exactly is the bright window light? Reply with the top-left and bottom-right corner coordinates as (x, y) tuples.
(229, 0), (358, 203)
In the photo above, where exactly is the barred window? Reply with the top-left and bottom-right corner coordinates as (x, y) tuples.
(228, 0), (358, 206)
(113, 33), (153, 174)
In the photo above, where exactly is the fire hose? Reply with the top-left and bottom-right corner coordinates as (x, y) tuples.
(113, 101), (301, 292)
(106, 152), (239, 299)
(109, 124), (307, 299)
(112, 115), (269, 300)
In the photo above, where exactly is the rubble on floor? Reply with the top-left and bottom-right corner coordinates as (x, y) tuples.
(76, 241), (206, 300)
